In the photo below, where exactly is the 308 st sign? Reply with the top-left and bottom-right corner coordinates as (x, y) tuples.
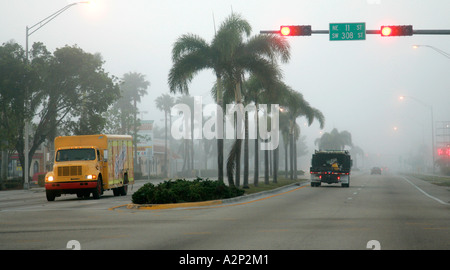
(330, 22), (366, 41)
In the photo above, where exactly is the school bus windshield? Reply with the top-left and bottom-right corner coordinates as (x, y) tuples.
(56, 149), (96, 162)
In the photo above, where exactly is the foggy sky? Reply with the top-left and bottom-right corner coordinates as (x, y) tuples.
(1, 0), (449, 170)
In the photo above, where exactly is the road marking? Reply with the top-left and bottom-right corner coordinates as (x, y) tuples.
(402, 176), (450, 206)
(258, 229), (290, 233)
(184, 232), (211, 235)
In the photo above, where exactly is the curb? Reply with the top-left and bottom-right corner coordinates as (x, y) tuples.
(116, 181), (309, 211)
(126, 199), (223, 210)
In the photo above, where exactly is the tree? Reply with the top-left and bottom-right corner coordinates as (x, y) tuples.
(155, 93), (175, 178)
(222, 28), (290, 187)
(0, 41), (32, 186)
(175, 94), (195, 174)
(168, 13), (255, 185)
(282, 88), (325, 179)
(118, 72), (150, 170)
(315, 128), (352, 151)
(0, 42), (120, 184)
(106, 72), (150, 133)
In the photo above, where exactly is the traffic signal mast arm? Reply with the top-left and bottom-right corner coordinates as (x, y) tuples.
(260, 25), (450, 36)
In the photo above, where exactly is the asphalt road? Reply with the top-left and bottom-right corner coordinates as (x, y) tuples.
(0, 173), (449, 251)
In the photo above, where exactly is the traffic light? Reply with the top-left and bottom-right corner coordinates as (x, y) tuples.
(280, 25), (312, 36)
(437, 147), (450, 157)
(380, 25), (413, 36)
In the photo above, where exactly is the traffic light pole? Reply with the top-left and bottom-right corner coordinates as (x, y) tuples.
(413, 29), (450, 35)
(260, 28), (450, 35)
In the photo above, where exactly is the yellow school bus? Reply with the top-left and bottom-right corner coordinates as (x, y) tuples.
(45, 134), (134, 201)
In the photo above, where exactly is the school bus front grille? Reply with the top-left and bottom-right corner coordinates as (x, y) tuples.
(58, 166), (82, 176)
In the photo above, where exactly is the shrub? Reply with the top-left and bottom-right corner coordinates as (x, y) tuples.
(131, 178), (245, 204)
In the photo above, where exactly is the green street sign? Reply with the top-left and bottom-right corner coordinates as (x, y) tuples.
(330, 22), (366, 41)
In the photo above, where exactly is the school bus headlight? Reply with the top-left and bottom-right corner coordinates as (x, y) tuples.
(47, 176), (54, 182)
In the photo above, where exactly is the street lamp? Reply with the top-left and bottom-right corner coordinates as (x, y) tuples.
(412, 45), (450, 59)
(399, 95), (435, 173)
(23, 1), (89, 189)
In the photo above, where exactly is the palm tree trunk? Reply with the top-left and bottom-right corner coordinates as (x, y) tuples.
(254, 103), (259, 187)
(289, 121), (294, 180)
(264, 142), (269, 184)
(164, 110), (168, 178)
(235, 138), (241, 187)
(216, 75), (224, 183)
(269, 149), (272, 176)
(226, 139), (240, 187)
(284, 141), (288, 178)
(190, 113), (194, 172)
(273, 147), (278, 183)
(294, 136), (298, 180)
(243, 112), (249, 188)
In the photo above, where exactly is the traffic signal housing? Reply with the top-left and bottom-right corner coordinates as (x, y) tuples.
(437, 147), (450, 157)
(280, 25), (312, 36)
(380, 25), (413, 36)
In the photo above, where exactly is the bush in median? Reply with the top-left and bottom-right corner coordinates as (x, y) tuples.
(131, 178), (245, 204)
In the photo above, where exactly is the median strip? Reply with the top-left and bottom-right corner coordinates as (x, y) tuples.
(109, 182), (308, 211)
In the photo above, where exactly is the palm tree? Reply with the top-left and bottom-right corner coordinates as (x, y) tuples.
(155, 93), (174, 178)
(315, 128), (352, 151)
(282, 88), (325, 179)
(279, 110), (290, 178)
(175, 94), (196, 173)
(243, 76), (264, 186)
(168, 13), (252, 184)
(223, 33), (291, 187)
(120, 72), (150, 170)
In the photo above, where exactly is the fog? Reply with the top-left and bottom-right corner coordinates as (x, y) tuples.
(2, 0), (449, 172)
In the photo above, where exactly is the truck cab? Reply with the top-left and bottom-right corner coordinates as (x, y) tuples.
(310, 150), (352, 187)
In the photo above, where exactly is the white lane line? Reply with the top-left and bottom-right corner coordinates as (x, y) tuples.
(402, 176), (450, 206)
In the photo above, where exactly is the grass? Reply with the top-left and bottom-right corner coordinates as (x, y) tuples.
(405, 173), (450, 187)
(242, 177), (309, 195)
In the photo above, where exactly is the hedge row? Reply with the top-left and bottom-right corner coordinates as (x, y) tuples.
(131, 178), (245, 204)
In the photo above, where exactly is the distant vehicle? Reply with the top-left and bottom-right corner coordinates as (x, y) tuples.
(310, 150), (352, 187)
(45, 134), (134, 201)
(371, 167), (382, 175)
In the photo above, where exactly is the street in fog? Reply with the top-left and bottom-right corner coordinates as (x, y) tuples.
(1, 174), (449, 250)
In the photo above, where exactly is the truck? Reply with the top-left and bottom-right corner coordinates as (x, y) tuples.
(45, 134), (134, 201)
(310, 150), (352, 187)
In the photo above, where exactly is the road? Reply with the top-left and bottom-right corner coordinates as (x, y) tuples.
(0, 173), (449, 251)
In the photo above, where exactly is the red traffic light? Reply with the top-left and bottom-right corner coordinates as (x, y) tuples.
(280, 26), (291, 36)
(380, 25), (413, 36)
(381, 26), (393, 36)
(437, 148), (450, 156)
(279, 25), (312, 36)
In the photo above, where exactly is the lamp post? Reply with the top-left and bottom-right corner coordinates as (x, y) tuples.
(23, 2), (89, 189)
(412, 45), (450, 59)
(399, 95), (435, 173)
